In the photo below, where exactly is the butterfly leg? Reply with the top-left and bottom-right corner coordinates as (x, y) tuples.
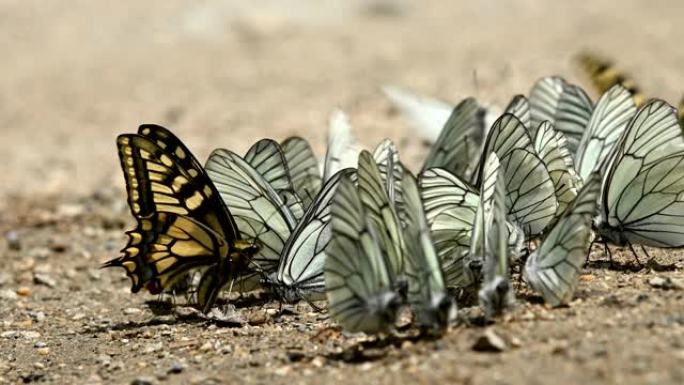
(626, 241), (644, 269)
(603, 241), (613, 268)
(640, 245), (652, 261)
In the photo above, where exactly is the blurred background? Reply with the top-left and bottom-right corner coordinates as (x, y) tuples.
(1, 0), (683, 207)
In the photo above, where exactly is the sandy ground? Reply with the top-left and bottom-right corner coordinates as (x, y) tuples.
(1, 1), (684, 384)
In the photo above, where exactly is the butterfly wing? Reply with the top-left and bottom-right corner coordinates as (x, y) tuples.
(575, 84), (637, 181)
(467, 153), (499, 287)
(323, 109), (361, 180)
(422, 98), (485, 179)
(529, 76), (566, 136)
(525, 172), (600, 306)
(281, 137), (322, 210)
(419, 168), (479, 288)
(382, 85), (454, 142)
(357, 151), (405, 280)
(553, 84), (594, 155)
(274, 168), (354, 300)
(601, 100), (684, 247)
(401, 172), (453, 333)
(325, 175), (401, 334)
(478, 154), (515, 318)
(244, 139), (305, 221)
(205, 149), (296, 277)
(478, 114), (558, 236)
(504, 95), (531, 128)
(373, 139), (406, 223)
(534, 121), (580, 216)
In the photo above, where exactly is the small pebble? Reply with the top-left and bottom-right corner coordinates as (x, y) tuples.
(16, 287), (32, 297)
(34, 341), (47, 348)
(123, 307), (141, 315)
(21, 331), (41, 339)
(472, 328), (507, 352)
(33, 273), (56, 288)
(36, 347), (50, 356)
(5, 231), (21, 250)
(648, 276), (684, 290)
(168, 362), (183, 374)
(28, 311), (46, 322)
(0, 289), (17, 300)
(131, 376), (154, 385)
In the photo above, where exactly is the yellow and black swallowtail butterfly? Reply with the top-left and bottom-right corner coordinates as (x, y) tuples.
(103, 124), (258, 312)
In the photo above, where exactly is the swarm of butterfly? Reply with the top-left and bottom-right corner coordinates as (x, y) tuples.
(105, 54), (684, 336)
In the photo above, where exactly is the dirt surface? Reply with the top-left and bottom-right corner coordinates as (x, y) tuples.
(1, 1), (684, 384)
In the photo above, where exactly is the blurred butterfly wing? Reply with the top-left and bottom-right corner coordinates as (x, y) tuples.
(534, 121), (580, 216)
(575, 84), (637, 181)
(401, 172), (450, 330)
(325, 176), (399, 334)
(422, 98), (484, 179)
(323, 109), (361, 180)
(358, 151), (405, 279)
(525, 173), (600, 306)
(281, 137), (322, 209)
(373, 139), (405, 223)
(467, 154), (499, 285)
(529, 76), (566, 136)
(554, 84), (594, 155)
(504, 95), (531, 128)
(244, 139), (305, 221)
(206, 149), (296, 276)
(576, 53), (646, 106)
(382, 85), (454, 142)
(276, 168), (353, 297)
(419, 168), (479, 287)
(602, 100), (684, 247)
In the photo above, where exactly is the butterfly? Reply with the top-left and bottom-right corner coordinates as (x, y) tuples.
(477, 153), (515, 319)
(401, 171), (455, 334)
(281, 137), (322, 210)
(325, 174), (403, 334)
(103, 124), (258, 312)
(524, 172), (601, 306)
(475, 113), (558, 236)
(576, 52), (646, 106)
(322, 109), (362, 181)
(205, 140), (301, 289)
(267, 167), (354, 302)
(595, 99), (684, 249)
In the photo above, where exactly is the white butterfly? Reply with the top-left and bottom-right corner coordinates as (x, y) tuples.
(525, 172), (601, 306)
(325, 174), (403, 334)
(596, 99), (684, 248)
(401, 171), (455, 334)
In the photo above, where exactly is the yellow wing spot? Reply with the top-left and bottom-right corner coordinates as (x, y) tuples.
(172, 175), (189, 192)
(203, 185), (212, 197)
(126, 157), (134, 166)
(131, 179), (139, 189)
(139, 149), (152, 160)
(149, 171), (165, 182)
(157, 141), (167, 149)
(160, 154), (174, 168)
(132, 203), (141, 214)
(131, 190), (139, 201)
(150, 251), (170, 262)
(185, 191), (204, 211)
(158, 234), (174, 245)
(120, 137), (130, 145)
(146, 162), (168, 173)
(122, 260), (136, 272)
(128, 232), (142, 245)
(188, 169), (199, 178)
(151, 244), (167, 252)
(151, 182), (174, 195)
(155, 257), (178, 273)
(171, 240), (208, 257)
(153, 193), (180, 205)
(123, 146), (133, 156)
(156, 204), (188, 215)
(141, 127), (151, 135)
(125, 247), (139, 257)
(142, 219), (152, 231)
(175, 146), (186, 159)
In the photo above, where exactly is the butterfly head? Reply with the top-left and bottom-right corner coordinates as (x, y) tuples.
(478, 275), (513, 319)
(420, 292), (456, 336)
(366, 291), (402, 331)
